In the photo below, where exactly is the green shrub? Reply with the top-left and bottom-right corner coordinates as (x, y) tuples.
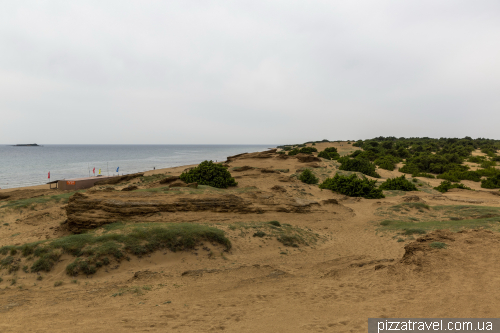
(353, 140), (363, 147)
(298, 169), (319, 184)
(318, 151), (340, 160)
(480, 160), (497, 168)
(31, 252), (61, 272)
(338, 157), (380, 178)
(323, 147), (338, 153)
(437, 170), (481, 182)
(374, 156), (399, 171)
(298, 147), (317, 154)
(318, 147), (340, 160)
(411, 172), (435, 178)
(179, 160), (237, 188)
(379, 175), (418, 191)
(400, 153), (466, 174)
(287, 148), (300, 156)
(481, 174), (500, 189)
(319, 174), (384, 199)
(476, 167), (500, 178)
(434, 181), (472, 193)
(467, 156), (486, 163)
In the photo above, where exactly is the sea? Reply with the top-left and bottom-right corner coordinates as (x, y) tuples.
(0, 144), (275, 189)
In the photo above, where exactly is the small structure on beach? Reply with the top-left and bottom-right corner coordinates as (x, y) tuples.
(51, 176), (115, 190)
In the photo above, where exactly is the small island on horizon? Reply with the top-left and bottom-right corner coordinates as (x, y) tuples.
(12, 143), (41, 147)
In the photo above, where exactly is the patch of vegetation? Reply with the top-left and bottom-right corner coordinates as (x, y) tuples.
(0, 223), (231, 276)
(253, 231), (266, 238)
(298, 147), (318, 154)
(318, 147), (340, 160)
(377, 204), (500, 235)
(379, 175), (418, 191)
(139, 173), (167, 184)
(277, 235), (301, 247)
(287, 148), (300, 156)
(403, 228), (426, 235)
(0, 191), (79, 210)
(434, 181), (472, 193)
(298, 169), (319, 184)
(389, 202), (431, 211)
(374, 155), (400, 171)
(338, 157), (381, 178)
(411, 172), (436, 178)
(481, 174), (500, 189)
(228, 221), (318, 248)
(54, 281), (63, 287)
(319, 174), (384, 199)
(437, 170), (481, 182)
(180, 160), (237, 188)
(430, 242), (447, 249)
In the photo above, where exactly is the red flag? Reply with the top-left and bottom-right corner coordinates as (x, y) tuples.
(48, 171), (50, 179)
(93, 167), (95, 174)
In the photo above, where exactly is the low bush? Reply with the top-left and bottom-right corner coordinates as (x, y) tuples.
(323, 147), (338, 153)
(476, 167), (500, 178)
(298, 169), (319, 184)
(467, 156), (486, 163)
(338, 157), (380, 178)
(298, 147), (318, 154)
(434, 181), (472, 193)
(481, 174), (500, 189)
(374, 156), (399, 171)
(318, 147), (340, 160)
(379, 175), (418, 191)
(287, 148), (300, 156)
(319, 174), (384, 199)
(437, 170), (481, 182)
(180, 160), (237, 188)
(411, 172), (435, 178)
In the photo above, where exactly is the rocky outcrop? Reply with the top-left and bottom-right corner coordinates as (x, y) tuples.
(65, 187), (354, 233)
(226, 150), (277, 162)
(121, 185), (138, 191)
(232, 166), (254, 172)
(65, 192), (258, 232)
(94, 173), (144, 185)
(159, 176), (180, 184)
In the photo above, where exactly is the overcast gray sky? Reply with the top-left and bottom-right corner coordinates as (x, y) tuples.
(1, 1), (499, 144)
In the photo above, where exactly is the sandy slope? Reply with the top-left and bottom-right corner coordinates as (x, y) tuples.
(1, 142), (500, 332)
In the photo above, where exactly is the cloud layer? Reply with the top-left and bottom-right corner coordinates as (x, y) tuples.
(1, 1), (499, 144)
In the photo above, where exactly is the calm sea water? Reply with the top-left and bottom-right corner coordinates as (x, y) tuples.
(0, 144), (274, 189)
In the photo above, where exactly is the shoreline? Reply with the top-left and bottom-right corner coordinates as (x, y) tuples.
(0, 145), (274, 193)
(0, 163), (200, 193)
